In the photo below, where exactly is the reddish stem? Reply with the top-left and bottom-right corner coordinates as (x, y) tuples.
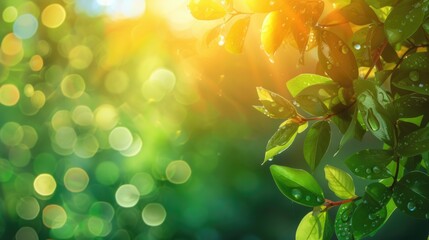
(323, 196), (361, 211)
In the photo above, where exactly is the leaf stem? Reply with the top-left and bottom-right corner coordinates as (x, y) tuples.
(389, 154), (401, 190)
(323, 196), (361, 211)
(364, 40), (388, 80)
(300, 100), (356, 122)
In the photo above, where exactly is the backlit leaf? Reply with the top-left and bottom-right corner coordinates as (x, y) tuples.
(270, 165), (325, 207)
(189, 0), (227, 20)
(340, 0), (379, 25)
(225, 17), (251, 53)
(244, 0), (283, 12)
(255, 87), (297, 119)
(264, 120), (299, 163)
(384, 0), (427, 45)
(397, 127), (429, 157)
(261, 11), (290, 56)
(304, 121), (331, 171)
(345, 149), (393, 179)
(286, 74), (332, 98)
(365, 0), (398, 8)
(296, 211), (333, 240)
(391, 52), (429, 96)
(205, 24), (223, 46)
(392, 171), (429, 219)
(324, 165), (356, 199)
(317, 29), (358, 87)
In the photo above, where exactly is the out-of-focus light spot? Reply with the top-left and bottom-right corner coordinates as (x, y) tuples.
(94, 104), (118, 130)
(166, 160), (191, 184)
(0, 84), (20, 106)
(13, 14), (38, 39)
(87, 217), (111, 237)
(74, 134), (99, 158)
(3, 6), (18, 23)
(115, 184), (140, 208)
(97, 0), (113, 6)
(15, 227), (38, 240)
(50, 219), (77, 239)
(29, 55), (43, 71)
(142, 203), (166, 227)
(37, 40), (51, 56)
(110, 229), (131, 240)
(42, 204), (67, 229)
(120, 134), (142, 157)
(109, 127), (133, 151)
(61, 74), (86, 99)
(34, 173), (56, 196)
(130, 172), (154, 196)
(51, 110), (72, 131)
(55, 127), (77, 149)
(142, 68), (176, 102)
(30, 90), (46, 109)
(64, 167), (89, 192)
(90, 201), (115, 221)
(0, 121), (24, 146)
(9, 144), (31, 167)
(72, 105), (94, 126)
(77, 0), (146, 19)
(1, 33), (22, 56)
(41, 4), (66, 28)
(16, 196), (40, 220)
(95, 161), (119, 185)
(24, 84), (34, 97)
(104, 70), (129, 94)
(21, 125), (38, 149)
(68, 45), (93, 69)
(0, 158), (13, 182)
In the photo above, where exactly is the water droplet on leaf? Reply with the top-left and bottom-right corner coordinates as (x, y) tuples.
(291, 189), (302, 199)
(407, 202), (416, 211)
(366, 108), (380, 131)
(409, 71), (420, 82)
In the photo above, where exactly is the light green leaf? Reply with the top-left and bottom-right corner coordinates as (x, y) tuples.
(324, 165), (356, 199)
(287, 74), (332, 98)
(270, 165), (325, 207)
(264, 120), (299, 163)
(384, 0), (427, 45)
(345, 149), (393, 179)
(365, 0), (398, 8)
(397, 127), (429, 157)
(392, 171), (429, 219)
(304, 121), (331, 171)
(296, 211), (333, 240)
(188, 0), (227, 20)
(255, 87), (297, 119)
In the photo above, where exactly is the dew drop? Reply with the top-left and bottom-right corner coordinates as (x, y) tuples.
(218, 35), (225, 46)
(409, 71), (420, 82)
(291, 189), (302, 199)
(368, 213), (376, 220)
(407, 202), (416, 211)
(317, 196), (324, 203)
(327, 63), (333, 70)
(366, 168), (372, 174)
(354, 168), (360, 173)
(341, 212), (350, 222)
(278, 107), (284, 112)
(341, 45), (349, 54)
(305, 195), (311, 201)
(353, 44), (361, 50)
(366, 108), (380, 131)
(372, 166), (381, 174)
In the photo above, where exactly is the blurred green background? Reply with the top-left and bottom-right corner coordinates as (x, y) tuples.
(0, 0), (427, 239)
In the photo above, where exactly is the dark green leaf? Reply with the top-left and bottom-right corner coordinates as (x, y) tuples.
(296, 211), (333, 240)
(392, 171), (429, 219)
(351, 25), (374, 67)
(317, 29), (358, 87)
(255, 87), (297, 119)
(264, 120), (299, 163)
(304, 121), (331, 171)
(287, 74), (332, 98)
(340, 0), (379, 25)
(352, 204), (387, 238)
(384, 0), (427, 45)
(394, 94), (429, 118)
(295, 95), (329, 116)
(397, 127), (429, 157)
(335, 202), (356, 240)
(270, 165), (325, 207)
(391, 52), (429, 95)
(345, 149), (393, 179)
(361, 182), (392, 212)
(296, 82), (340, 101)
(324, 165), (356, 199)
(337, 106), (366, 153)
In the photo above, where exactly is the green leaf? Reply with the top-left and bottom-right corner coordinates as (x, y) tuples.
(337, 106), (365, 154)
(361, 182), (392, 212)
(384, 0), (427, 45)
(317, 29), (358, 87)
(340, 0), (379, 25)
(392, 171), (429, 219)
(188, 0), (227, 20)
(304, 121), (331, 171)
(296, 211), (333, 240)
(391, 52), (429, 95)
(270, 165), (325, 207)
(335, 202), (356, 240)
(324, 165), (356, 199)
(355, 83), (396, 146)
(365, 0), (398, 8)
(287, 74), (332, 98)
(397, 127), (429, 157)
(264, 120), (299, 163)
(352, 204), (387, 238)
(351, 25), (374, 67)
(261, 11), (290, 56)
(225, 16), (251, 54)
(394, 94), (429, 119)
(255, 87), (297, 119)
(345, 149), (393, 179)
(295, 95), (329, 116)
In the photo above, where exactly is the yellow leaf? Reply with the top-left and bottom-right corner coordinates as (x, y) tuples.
(261, 11), (289, 56)
(225, 17), (251, 54)
(324, 165), (356, 199)
(189, 0), (227, 20)
(245, 0), (283, 12)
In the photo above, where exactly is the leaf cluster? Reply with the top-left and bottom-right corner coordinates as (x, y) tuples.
(189, 0), (429, 239)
